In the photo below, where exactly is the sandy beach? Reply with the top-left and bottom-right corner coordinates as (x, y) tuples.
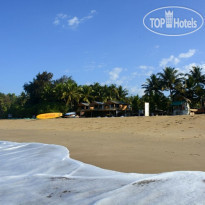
(0, 115), (205, 174)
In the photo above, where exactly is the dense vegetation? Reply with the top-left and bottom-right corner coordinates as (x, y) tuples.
(0, 66), (204, 118)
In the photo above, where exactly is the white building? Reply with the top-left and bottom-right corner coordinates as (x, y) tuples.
(172, 101), (190, 115)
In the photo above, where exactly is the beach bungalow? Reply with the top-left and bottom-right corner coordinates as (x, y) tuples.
(104, 100), (128, 110)
(89, 101), (104, 110)
(78, 102), (90, 110)
(77, 100), (131, 117)
(104, 100), (131, 116)
(172, 101), (190, 115)
(77, 101), (105, 117)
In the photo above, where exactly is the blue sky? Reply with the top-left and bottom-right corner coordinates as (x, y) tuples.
(1, 0), (205, 96)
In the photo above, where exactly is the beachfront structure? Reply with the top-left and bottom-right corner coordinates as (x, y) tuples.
(77, 100), (131, 117)
(78, 102), (90, 110)
(172, 101), (190, 115)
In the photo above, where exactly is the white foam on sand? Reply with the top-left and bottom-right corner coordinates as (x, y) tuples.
(1, 141), (205, 205)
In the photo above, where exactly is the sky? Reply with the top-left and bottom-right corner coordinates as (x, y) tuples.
(0, 0), (205, 96)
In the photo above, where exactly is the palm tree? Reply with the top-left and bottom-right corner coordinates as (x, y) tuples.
(185, 66), (205, 107)
(142, 74), (161, 96)
(79, 85), (93, 103)
(184, 76), (197, 102)
(100, 85), (110, 102)
(91, 83), (104, 102)
(61, 81), (81, 110)
(158, 67), (184, 100)
(116, 85), (128, 101)
(142, 74), (170, 113)
(108, 84), (118, 100)
(186, 66), (205, 85)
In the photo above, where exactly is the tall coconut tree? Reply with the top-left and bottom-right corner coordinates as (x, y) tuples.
(61, 81), (81, 110)
(79, 85), (93, 103)
(186, 66), (205, 85)
(108, 84), (118, 100)
(142, 74), (170, 113)
(158, 67), (184, 100)
(116, 85), (128, 101)
(185, 66), (205, 107)
(100, 85), (110, 102)
(184, 75), (197, 102)
(91, 82), (104, 102)
(142, 74), (161, 96)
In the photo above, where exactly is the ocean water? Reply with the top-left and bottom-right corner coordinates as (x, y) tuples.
(0, 141), (205, 205)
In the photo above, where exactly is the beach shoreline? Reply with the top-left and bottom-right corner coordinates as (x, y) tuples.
(0, 115), (205, 174)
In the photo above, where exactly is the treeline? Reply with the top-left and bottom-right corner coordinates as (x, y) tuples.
(142, 66), (205, 112)
(0, 66), (204, 118)
(0, 72), (143, 118)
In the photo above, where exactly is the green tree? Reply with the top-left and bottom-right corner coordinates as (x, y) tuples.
(187, 66), (205, 85)
(79, 85), (93, 103)
(185, 66), (205, 107)
(61, 80), (81, 111)
(158, 67), (184, 100)
(142, 74), (161, 96)
(23, 71), (53, 104)
(91, 83), (104, 102)
(116, 85), (128, 101)
(129, 95), (143, 115)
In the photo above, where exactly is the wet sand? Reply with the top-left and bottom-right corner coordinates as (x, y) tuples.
(0, 115), (205, 173)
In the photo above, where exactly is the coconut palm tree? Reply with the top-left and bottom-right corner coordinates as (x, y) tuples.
(185, 66), (205, 107)
(79, 85), (93, 103)
(142, 74), (170, 113)
(61, 81), (81, 110)
(142, 74), (161, 96)
(158, 67), (184, 100)
(186, 66), (205, 85)
(116, 85), (128, 101)
(108, 84), (118, 100)
(91, 83), (108, 102)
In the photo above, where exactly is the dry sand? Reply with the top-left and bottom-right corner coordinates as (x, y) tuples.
(0, 115), (205, 173)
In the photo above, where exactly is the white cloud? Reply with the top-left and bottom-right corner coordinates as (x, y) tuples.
(68, 16), (80, 27)
(160, 55), (180, 67)
(53, 19), (60, 25)
(90, 10), (97, 14)
(131, 65), (154, 79)
(57, 13), (68, 19)
(109, 67), (123, 81)
(183, 63), (198, 73)
(177, 63), (205, 74)
(69, 10), (96, 28)
(53, 13), (68, 25)
(84, 62), (106, 71)
(103, 67), (127, 86)
(159, 49), (196, 68)
(81, 15), (93, 21)
(139, 65), (154, 70)
(178, 49), (196, 59)
(53, 10), (97, 29)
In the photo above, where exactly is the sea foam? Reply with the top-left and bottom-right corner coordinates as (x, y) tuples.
(0, 141), (205, 205)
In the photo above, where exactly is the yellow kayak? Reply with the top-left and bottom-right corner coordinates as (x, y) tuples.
(36, 113), (62, 119)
